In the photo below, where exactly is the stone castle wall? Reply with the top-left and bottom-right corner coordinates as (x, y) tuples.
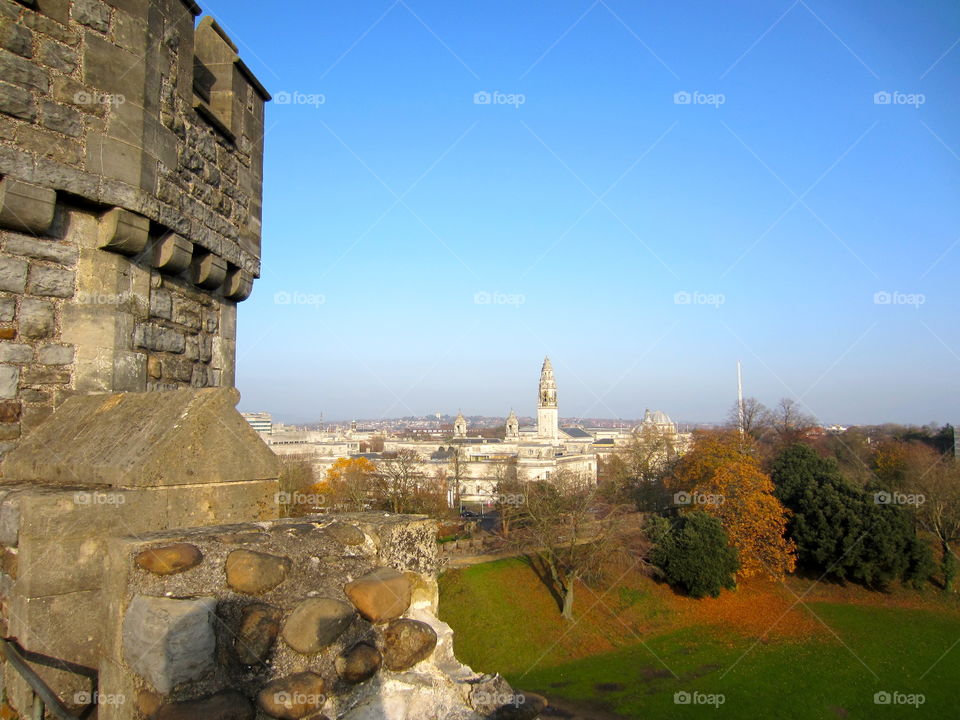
(96, 515), (539, 720)
(0, 3), (540, 718)
(0, 0), (269, 456)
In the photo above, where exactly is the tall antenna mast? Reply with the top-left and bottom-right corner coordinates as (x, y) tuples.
(737, 360), (744, 436)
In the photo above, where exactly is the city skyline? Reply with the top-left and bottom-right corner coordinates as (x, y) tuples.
(199, 0), (960, 425)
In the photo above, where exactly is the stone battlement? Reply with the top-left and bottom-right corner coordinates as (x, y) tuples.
(0, 0), (271, 454)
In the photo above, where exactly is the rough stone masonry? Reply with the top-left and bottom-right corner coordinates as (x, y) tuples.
(0, 0), (270, 457)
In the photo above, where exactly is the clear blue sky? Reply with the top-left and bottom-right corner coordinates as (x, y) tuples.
(200, 0), (960, 426)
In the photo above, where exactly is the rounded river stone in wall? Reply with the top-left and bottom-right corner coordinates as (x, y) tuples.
(225, 549), (291, 594)
(282, 598), (355, 654)
(343, 567), (412, 623)
(257, 671), (327, 719)
(381, 618), (438, 671)
(335, 642), (382, 684)
(135, 543), (203, 575)
(235, 602), (283, 665)
(325, 521), (365, 546)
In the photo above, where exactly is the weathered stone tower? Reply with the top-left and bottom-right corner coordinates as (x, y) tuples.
(0, 0), (269, 457)
(0, 3), (541, 719)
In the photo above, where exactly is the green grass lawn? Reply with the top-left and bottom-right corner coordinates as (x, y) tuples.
(438, 560), (960, 719)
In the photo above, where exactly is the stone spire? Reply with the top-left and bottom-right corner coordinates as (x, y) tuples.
(505, 409), (520, 439)
(453, 410), (467, 438)
(538, 356), (557, 408)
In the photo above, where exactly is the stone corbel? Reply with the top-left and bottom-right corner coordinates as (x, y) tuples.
(222, 266), (252, 301)
(98, 208), (150, 255)
(152, 233), (193, 274)
(0, 178), (56, 235)
(191, 252), (227, 289)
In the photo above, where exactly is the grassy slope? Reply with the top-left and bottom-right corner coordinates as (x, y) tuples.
(438, 559), (960, 719)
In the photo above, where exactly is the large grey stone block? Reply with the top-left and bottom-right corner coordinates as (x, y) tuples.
(38, 344), (74, 365)
(122, 595), (217, 694)
(0, 296), (15, 321)
(18, 298), (55, 337)
(0, 344), (32, 363)
(39, 99), (83, 137)
(134, 322), (185, 353)
(37, 39), (78, 73)
(0, 255), (27, 292)
(0, 178), (56, 235)
(0, 18), (33, 58)
(0, 79), (36, 121)
(27, 264), (75, 298)
(0, 364), (18, 399)
(4, 235), (78, 265)
(0, 48), (48, 92)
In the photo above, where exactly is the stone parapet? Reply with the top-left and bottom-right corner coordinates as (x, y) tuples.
(92, 514), (540, 720)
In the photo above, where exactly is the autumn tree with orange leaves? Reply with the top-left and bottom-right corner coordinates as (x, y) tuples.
(324, 456), (377, 512)
(666, 430), (796, 580)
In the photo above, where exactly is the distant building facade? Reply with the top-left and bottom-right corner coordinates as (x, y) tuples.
(241, 411), (273, 434)
(263, 358), (691, 511)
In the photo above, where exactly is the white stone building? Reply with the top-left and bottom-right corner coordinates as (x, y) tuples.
(266, 358), (693, 512)
(384, 357), (598, 509)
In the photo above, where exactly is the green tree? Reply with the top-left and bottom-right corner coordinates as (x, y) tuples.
(650, 511), (739, 598)
(771, 444), (932, 590)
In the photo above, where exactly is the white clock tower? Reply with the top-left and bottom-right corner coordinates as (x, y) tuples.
(537, 357), (559, 441)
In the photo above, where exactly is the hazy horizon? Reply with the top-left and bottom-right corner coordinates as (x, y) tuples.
(199, 1), (960, 426)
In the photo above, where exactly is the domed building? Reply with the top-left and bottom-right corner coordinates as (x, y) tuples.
(636, 408), (677, 434)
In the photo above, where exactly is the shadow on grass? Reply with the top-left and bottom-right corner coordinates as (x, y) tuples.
(519, 553), (566, 615)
